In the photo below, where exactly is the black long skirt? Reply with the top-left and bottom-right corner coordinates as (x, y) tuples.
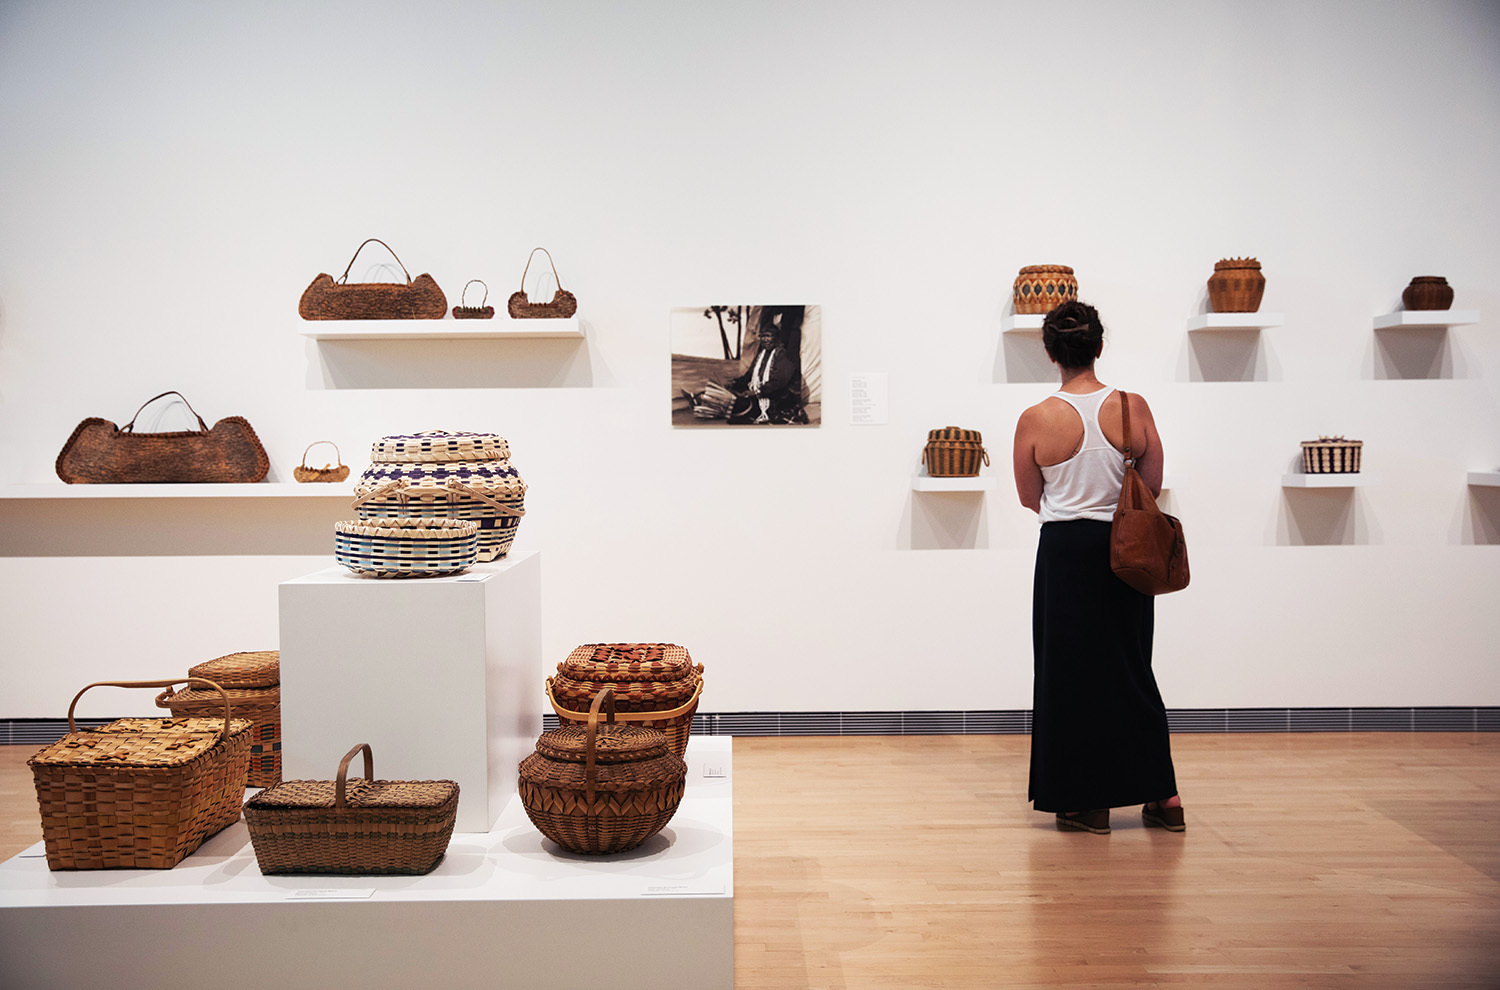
(1028, 520), (1177, 812)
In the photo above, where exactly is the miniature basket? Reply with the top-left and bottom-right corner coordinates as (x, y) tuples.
(157, 664), (281, 788)
(1301, 436), (1363, 474)
(293, 441), (350, 483)
(28, 679), (253, 870)
(548, 643), (704, 759)
(334, 517), (479, 577)
(519, 688), (687, 855)
(355, 431), (526, 562)
(452, 279), (496, 319)
(1013, 265), (1078, 315)
(922, 427), (989, 477)
(243, 742), (459, 875)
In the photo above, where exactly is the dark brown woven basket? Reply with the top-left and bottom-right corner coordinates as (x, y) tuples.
(452, 279), (496, 319)
(28, 679), (252, 870)
(922, 427), (989, 477)
(1402, 276), (1453, 311)
(548, 644), (703, 759)
(1207, 257), (1265, 313)
(243, 743), (459, 875)
(293, 441), (350, 483)
(519, 689), (687, 855)
(55, 391), (270, 484)
(157, 682), (280, 788)
(298, 238), (446, 320)
(507, 247), (577, 318)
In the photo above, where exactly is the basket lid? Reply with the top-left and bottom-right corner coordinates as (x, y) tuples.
(161, 683), (280, 707)
(1301, 436), (1362, 447)
(334, 517), (480, 539)
(246, 778), (458, 811)
(927, 426), (983, 444)
(188, 650), (279, 688)
(1018, 264), (1073, 275)
(1213, 256), (1261, 271)
(370, 431), (511, 464)
(28, 717), (253, 768)
(535, 721), (669, 763)
(560, 643), (695, 684)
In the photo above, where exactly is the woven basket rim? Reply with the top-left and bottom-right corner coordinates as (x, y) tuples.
(1018, 264), (1074, 274)
(334, 518), (479, 538)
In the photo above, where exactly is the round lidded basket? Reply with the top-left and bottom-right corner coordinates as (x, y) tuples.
(1013, 265), (1078, 315)
(1402, 276), (1454, 311)
(334, 517), (479, 578)
(1207, 257), (1266, 313)
(189, 650), (279, 689)
(1301, 436), (1363, 474)
(548, 644), (704, 759)
(922, 426), (989, 477)
(354, 431), (526, 562)
(518, 688), (687, 855)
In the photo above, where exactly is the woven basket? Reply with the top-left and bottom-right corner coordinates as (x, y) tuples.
(244, 743), (458, 875)
(1013, 265), (1078, 315)
(922, 427), (989, 477)
(548, 643), (704, 759)
(28, 679), (253, 870)
(298, 238), (446, 320)
(519, 688), (687, 855)
(188, 649), (280, 689)
(157, 682), (280, 788)
(453, 279), (496, 319)
(507, 248), (578, 319)
(55, 391), (270, 484)
(1207, 257), (1266, 313)
(1301, 437), (1363, 474)
(334, 517), (479, 577)
(1402, 276), (1453, 311)
(294, 441), (350, 483)
(354, 431), (526, 562)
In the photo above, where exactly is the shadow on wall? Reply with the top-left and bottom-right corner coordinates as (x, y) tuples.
(1369, 327), (1459, 380)
(906, 491), (989, 550)
(994, 330), (1054, 384)
(1459, 487), (1500, 545)
(1184, 329), (1272, 383)
(1273, 488), (1380, 546)
(0, 499), (343, 556)
(305, 331), (600, 389)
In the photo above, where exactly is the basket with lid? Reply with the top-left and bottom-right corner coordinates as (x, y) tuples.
(922, 427), (989, 477)
(243, 742), (459, 875)
(353, 430), (526, 562)
(1301, 436), (1362, 474)
(157, 650), (281, 787)
(334, 517), (479, 577)
(519, 688), (687, 855)
(547, 643), (704, 759)
(28, 679), (253, 870)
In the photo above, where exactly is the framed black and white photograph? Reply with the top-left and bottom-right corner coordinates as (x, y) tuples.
(671, 305), (822, 427)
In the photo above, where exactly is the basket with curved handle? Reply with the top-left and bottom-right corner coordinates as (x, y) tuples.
(294, 440), (350, 483)
(507, 247), (577, 319)
(72, 678), (235, 741)
(453, 279), (495, 320)
(298, 238), (447, 320)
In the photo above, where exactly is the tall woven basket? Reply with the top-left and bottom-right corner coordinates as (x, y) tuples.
(157, 650), (281, 787)
(519, 688), (687, 855)
(28, 679), (252, 870)
(922, 427), (989, 477)
(547, 643), (703, 759)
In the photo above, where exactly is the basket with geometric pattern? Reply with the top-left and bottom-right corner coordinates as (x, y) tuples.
(1301, 436), (1363, 474)
(157, 674), (281, 788)
(547, 643), (704, 759)
(922, 427), (989, 477)
(334, 517), (479, 577)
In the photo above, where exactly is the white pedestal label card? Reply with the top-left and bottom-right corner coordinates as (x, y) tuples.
(849, 373), (889, 425)
(671, 305), (822, 427)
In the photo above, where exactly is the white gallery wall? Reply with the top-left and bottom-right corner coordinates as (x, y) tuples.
(1, 0), (1497, 718)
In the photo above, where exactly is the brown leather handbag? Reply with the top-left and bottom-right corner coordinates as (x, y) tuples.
(1109, 392), (1189, 594)
(298, 238), (447, 320)
(507, 247), (577, 318)
(56, 391), (270, 484)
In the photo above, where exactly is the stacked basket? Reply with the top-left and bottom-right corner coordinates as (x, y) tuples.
(547, 643), (704, 759)
(157, 650), (282, 787)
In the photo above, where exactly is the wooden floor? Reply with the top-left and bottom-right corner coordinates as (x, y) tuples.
(4, 734), (1499, 989)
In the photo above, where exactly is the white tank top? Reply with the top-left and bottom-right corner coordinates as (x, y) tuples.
(1038, 387), (1126, 523)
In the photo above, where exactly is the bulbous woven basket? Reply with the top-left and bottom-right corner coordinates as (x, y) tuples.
(1013, 265), (1078, 315)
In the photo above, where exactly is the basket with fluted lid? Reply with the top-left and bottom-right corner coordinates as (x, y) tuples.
(518, 688), (687, 855)
(547, 643), (704, 758)
(922, 426), (989, 477)
(354, 430), (526, 561)
(1301, 436), (1362, 474)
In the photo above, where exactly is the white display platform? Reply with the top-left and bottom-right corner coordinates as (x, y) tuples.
(911, 475), (996, 492)
(1186, 312), (1286, 331)
(1372, 309), (1479, 330)
(299, 317), (582, 339)
(0, 737), (733, 990)
(279, 553), (543, 833)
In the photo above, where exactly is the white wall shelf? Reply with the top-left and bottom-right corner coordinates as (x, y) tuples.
(1282, 474), (1372, 489)
(1000, 314), (1045, 333)
(1372, 310), (1479, 330)
(299, 317), (582, 340)
(0, 483), (356, 499)
(1467, 472), (1500, 487)
(912, 475), (996, 492)
(1186, 312), (1286, 332)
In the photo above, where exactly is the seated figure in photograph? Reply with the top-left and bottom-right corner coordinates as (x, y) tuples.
(726, 307), (808, 425)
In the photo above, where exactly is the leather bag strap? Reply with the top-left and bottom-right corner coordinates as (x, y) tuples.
(1118, 390), (1132, 465)
(122, 392), (208, 433)
(338, 238), (413, 286)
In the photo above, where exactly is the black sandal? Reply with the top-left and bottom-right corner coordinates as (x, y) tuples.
(1142, 801), (1186, 832)
(1055, 809), (1110, 834)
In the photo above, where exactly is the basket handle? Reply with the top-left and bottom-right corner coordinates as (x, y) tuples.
(351, 479), (410, 508)
(518, 247), (565, 294)
(69, 678), (233, 743)
(334, 743), (374, 810)
(351, 478), (526, 517)
(460, 280), (488, 308)
(338, 238), (412, 286)
(121, 392), (208, 434)
(299, 441), (343, 470)
(546, 675), (703, 724)
(584, 688), (616, 808)
(442, 478), (526, 517)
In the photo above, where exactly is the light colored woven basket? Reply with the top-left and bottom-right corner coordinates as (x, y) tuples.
(333, 517), (479, 577)
(1301, 437), (1363, 474)
(293, 441), (350, 483)
(1013, 265), (1078, 315)
(28, 679), (252, 870)
(244, 743), (458, 875)
(189, 650), (279, 689)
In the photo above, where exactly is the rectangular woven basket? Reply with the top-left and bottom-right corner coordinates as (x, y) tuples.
(1301, 438), (1363, 474)
(28, 679), (252, 870)
(157, 683), (281, 787)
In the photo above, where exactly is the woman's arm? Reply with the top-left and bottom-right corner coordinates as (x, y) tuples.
(1131, 392), (1165, 498)
(1013, 406), (1045, 513)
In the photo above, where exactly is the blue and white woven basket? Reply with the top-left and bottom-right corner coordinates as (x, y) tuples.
(353, 431), (526, 562)
(333, 518), (479, 578)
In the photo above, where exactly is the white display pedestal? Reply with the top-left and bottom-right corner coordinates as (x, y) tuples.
(278, 553), (543, 833)
(0, 738), (734, 990)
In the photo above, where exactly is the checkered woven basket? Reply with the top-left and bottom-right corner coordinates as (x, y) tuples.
(334, 518), (479, 577)
(548, 644), (703, 759)
(157, 682), (281, 787)
(922, 427), (989, 477)
(1301, 437), (1363, 474)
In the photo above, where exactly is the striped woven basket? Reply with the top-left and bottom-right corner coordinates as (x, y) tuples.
(334, 518), (479, 578)
(157, 679), (281, 788)
(1301, 437), (1363, 474)
(922, 427), (989, 477)
(548, 643), (703, 759)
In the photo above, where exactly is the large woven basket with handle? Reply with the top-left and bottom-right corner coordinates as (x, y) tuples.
(548, 643), (703, 759)
(28, 679), (252, 870)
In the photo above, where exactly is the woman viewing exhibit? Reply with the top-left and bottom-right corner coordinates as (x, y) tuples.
(1011, 300), (1184, 835)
